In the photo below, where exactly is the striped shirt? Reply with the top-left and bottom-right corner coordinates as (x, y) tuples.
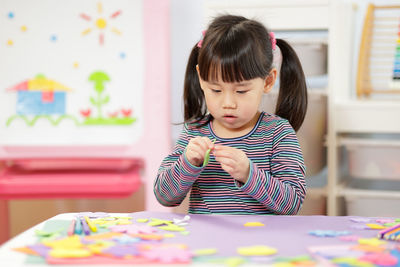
(154, 112), (306, 215)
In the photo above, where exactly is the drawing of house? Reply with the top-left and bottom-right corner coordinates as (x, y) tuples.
(7, 74), (72, 115)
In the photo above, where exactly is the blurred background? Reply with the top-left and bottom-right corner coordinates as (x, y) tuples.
(1, 0), (400, 243)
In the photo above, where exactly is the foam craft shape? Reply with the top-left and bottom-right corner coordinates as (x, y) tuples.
(158, 224), (185, 232)
(43, 235), (82, 249)
(193, 248), (217, 256)
(110, 224), (156, 235)
(84, 232), (122, 240)
(244, 222), (265, 227)
(49, 248), (92, 258)
(351, 244), (386, 253)
(135, 233), (164, 241)
(358, 238), (386, 246)
(366, 223), (386, 230)
(202, 148), (211, 167)
(147, 218), (172, 227)
(140, 244), (191, 263)
(237, 245), (277, 256)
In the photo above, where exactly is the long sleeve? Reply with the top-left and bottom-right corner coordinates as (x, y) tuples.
(237, 120), (306, 215)
(154, 124), (203, 207)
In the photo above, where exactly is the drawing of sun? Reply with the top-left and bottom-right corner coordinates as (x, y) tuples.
(80, 2), (122, 45)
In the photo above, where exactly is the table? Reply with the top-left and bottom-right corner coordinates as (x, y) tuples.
(0, 211), (398, 266)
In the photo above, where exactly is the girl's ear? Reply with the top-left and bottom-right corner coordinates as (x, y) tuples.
(196, 65), (205, 92)
(264, 68), (277, 93)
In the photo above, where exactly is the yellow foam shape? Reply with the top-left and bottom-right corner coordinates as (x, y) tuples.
(116, 220), (132, 225)
(43, 235), (82, 249)
(86, 241), (114, 254)
(193, 248), (218, 256)
(164, 233), (175, 238)
(366, 223), (386, 230)
(148, 218), (173, 226)
(158, 224), (185, 232)
(224, 257), (245, 267)
(244, 222), (265, 227)
(136, 218), (149, 223)
(237, 245), (277, 256)
(358, 237), (386, 246)
(49, 248), (92, 258)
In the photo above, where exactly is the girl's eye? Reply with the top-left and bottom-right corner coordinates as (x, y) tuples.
(211, 89), (221, 93)
(236, 90), (249, 94)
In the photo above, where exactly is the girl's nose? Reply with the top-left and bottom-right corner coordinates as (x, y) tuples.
(222, 93), (237, 109)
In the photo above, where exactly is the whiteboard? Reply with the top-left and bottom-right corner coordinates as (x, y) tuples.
(0, 0), (144, 146)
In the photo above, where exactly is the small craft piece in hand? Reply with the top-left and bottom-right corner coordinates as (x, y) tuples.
(202, 148), (212, 167)
(202, 139), (216, 167)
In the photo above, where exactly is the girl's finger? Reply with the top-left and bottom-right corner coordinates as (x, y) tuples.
(215, 156), (236, 168)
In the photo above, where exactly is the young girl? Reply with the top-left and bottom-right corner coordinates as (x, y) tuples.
(154, 14), (307, 215)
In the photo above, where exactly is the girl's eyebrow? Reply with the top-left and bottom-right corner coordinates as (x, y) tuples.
(208, 81), (221, 86)
(207, 81), (251, 86)
(235, 82), (251, 87)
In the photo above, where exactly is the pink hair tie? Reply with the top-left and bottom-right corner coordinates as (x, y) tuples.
(197, 30), (206, 48)
(269, 31), (276, 50)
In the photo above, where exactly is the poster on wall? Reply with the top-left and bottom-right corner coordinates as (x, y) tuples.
(0, 0), (143, 146)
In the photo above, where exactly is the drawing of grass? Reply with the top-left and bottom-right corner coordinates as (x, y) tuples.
(6, 114), (80, 127)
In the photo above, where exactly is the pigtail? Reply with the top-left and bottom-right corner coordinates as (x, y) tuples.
(275, 38), (308, 131)
(183, 44), (207, 123)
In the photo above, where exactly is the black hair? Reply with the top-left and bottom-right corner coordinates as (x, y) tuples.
(183, 14), (307, 131)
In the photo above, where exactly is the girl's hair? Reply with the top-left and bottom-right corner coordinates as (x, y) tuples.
(183, 14), (307, 131)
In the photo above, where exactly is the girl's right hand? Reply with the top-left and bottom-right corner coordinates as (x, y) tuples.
(185, 137), (214, 167)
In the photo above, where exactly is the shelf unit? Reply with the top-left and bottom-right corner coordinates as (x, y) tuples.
(327, 3), (400, 215)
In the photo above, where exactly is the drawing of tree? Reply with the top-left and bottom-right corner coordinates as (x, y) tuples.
(89, 71), (110, 118)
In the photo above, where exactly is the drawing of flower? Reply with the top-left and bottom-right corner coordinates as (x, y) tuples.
(121, 108), (132, 117)
(80, 109), (91, 117)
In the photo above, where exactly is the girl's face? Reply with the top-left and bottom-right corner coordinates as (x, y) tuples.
(198, 67), (277, 138)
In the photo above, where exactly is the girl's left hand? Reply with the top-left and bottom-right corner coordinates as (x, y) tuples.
(213, 144), (250, 183)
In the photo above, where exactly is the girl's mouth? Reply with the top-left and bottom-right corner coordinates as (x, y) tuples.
(222, 115), (237, 123)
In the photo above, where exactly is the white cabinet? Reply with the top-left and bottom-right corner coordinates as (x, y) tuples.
(327, 1), (400, 215)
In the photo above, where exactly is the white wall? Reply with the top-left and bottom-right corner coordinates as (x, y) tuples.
(170, 0), (205, 144)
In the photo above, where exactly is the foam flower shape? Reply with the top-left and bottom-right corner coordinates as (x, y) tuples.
(359, 253), (398, 266)
(140, 243), (191, 263)
(109, 224), (156, 235)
